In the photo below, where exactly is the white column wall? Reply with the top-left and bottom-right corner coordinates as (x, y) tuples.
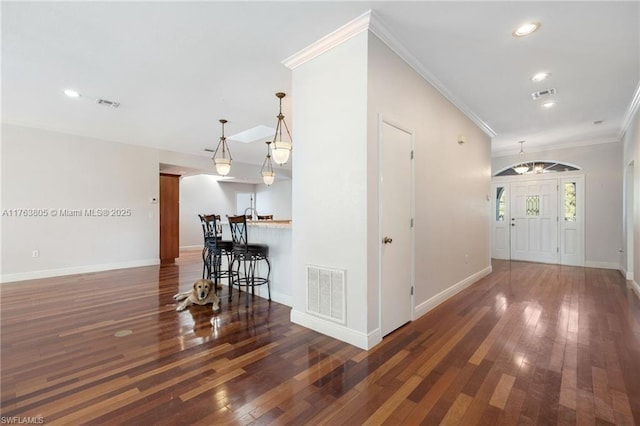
(290, 32), (370, 345)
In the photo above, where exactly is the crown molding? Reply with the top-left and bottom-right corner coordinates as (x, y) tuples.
(619, 81), (640, 139)
(282, 10), (372, 70)
(367, 12), (496, 138)
(282, 10), (496, 138)
(491, 137), (622, 157)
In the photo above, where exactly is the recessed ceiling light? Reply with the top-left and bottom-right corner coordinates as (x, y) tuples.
(63, 89), (80, 98)
(531, 72), (551, 82)
(542, 101), (556, 109)
(513, 22), (541, 37)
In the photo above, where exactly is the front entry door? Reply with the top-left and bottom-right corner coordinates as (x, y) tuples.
(380, 120), (412, 337)
(510, 179), (559, 263)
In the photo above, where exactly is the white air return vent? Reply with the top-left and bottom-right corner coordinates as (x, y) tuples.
(96, 98), (120, 108)
(306, 265), (345, 324)
(531, 88), (556, 100)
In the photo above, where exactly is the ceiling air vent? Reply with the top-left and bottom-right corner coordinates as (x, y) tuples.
(96, 98), (120, 108)
(531, 88), (556, 100)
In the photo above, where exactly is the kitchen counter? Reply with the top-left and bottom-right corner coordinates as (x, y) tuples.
(220, 220), (292, 306)
(246, 220), (291, 229)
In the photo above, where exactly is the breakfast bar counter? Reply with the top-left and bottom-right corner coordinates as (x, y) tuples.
(221, 220), (292, 306)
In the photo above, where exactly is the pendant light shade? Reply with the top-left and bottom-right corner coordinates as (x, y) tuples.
(262, 171), (276, 186)
(513, 141), (530, 174)
(212, 119), (233, 176)
(270, 92), (293, 165)
(261, 141), (276, 186)
(215, 158), (232, 176)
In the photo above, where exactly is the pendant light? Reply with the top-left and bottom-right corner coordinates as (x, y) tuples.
(261, 141), (276, 186)
(270, 92), (292, 165)
(513, 141), (530, 174)
(212, 119), (232, 176)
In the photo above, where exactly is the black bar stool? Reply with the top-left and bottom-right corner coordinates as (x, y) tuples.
(198, 214), (233, 289)
(226, 215), (271, 306)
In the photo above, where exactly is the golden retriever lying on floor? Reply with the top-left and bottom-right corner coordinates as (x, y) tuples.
(173, 279), (220, 312)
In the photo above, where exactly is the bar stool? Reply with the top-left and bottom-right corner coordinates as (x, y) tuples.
(226, 215), (271, 306)
(257, 215), (273, 220)
(198, 214), (233, 288)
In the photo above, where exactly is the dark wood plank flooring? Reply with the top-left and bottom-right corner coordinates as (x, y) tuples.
(1, 252), (639, 425)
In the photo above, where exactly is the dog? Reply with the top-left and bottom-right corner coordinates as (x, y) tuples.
(173, 279), (220, 312)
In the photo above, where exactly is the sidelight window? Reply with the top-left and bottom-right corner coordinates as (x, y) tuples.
(496, 187), (506, 221)
(564, 182), (577, 221)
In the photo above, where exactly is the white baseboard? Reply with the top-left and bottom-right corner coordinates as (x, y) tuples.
(630, 280), (640, 299)
(290, 309), (381, 350)
(241, 285), (292, 307)
(619, 265), (634, 281)
(414, 265), (492, 319)
(0, 258), (160, 284)
(585, 261), (620, 270)
(180, 245), (202, 251)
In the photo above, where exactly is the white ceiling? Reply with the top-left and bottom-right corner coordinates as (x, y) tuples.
(2, 1), (639, 178)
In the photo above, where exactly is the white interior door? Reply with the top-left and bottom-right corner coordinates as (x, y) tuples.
(510, 179), (559, 263)
(560, 176), (585, 266)
(491, 184), (510, 259)
(380, 120), (412, 337)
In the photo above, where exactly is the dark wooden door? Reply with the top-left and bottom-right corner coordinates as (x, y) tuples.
(159, 173), (180, 263)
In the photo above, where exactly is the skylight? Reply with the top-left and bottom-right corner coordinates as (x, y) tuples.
(227, 125), (275, 144)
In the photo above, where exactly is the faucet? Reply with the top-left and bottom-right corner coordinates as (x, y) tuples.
(244, 207), (257, 220)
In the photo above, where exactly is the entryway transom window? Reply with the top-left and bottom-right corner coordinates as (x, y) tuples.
(494, 161), (581, 177)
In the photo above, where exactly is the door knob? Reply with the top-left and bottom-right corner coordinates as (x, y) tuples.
(382, 236), (393, 244)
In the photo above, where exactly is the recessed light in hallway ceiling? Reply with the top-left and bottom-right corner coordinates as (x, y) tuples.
(542, 101), (556, 109)
(63, 89), (80, 98)
(531, 72), (551, 82)
(512, 21), (541, 37)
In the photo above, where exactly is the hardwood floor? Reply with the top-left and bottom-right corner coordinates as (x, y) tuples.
(2, 253), (639, 425)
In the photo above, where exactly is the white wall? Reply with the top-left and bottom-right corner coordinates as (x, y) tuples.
(255, 179), (292, 220)
(291, 32), (370, 344)
(492, 142), (623, 268)
(179, 175), (256, 248)
(1, 124), (159, 282)
(622, 107), (639, 294)
(290, 29), (492, 349)
(367, 34), (492, 325)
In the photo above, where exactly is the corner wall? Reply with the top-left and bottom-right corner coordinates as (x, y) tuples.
(1, 124), (160, 282)
(290, 31), (371, 347)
